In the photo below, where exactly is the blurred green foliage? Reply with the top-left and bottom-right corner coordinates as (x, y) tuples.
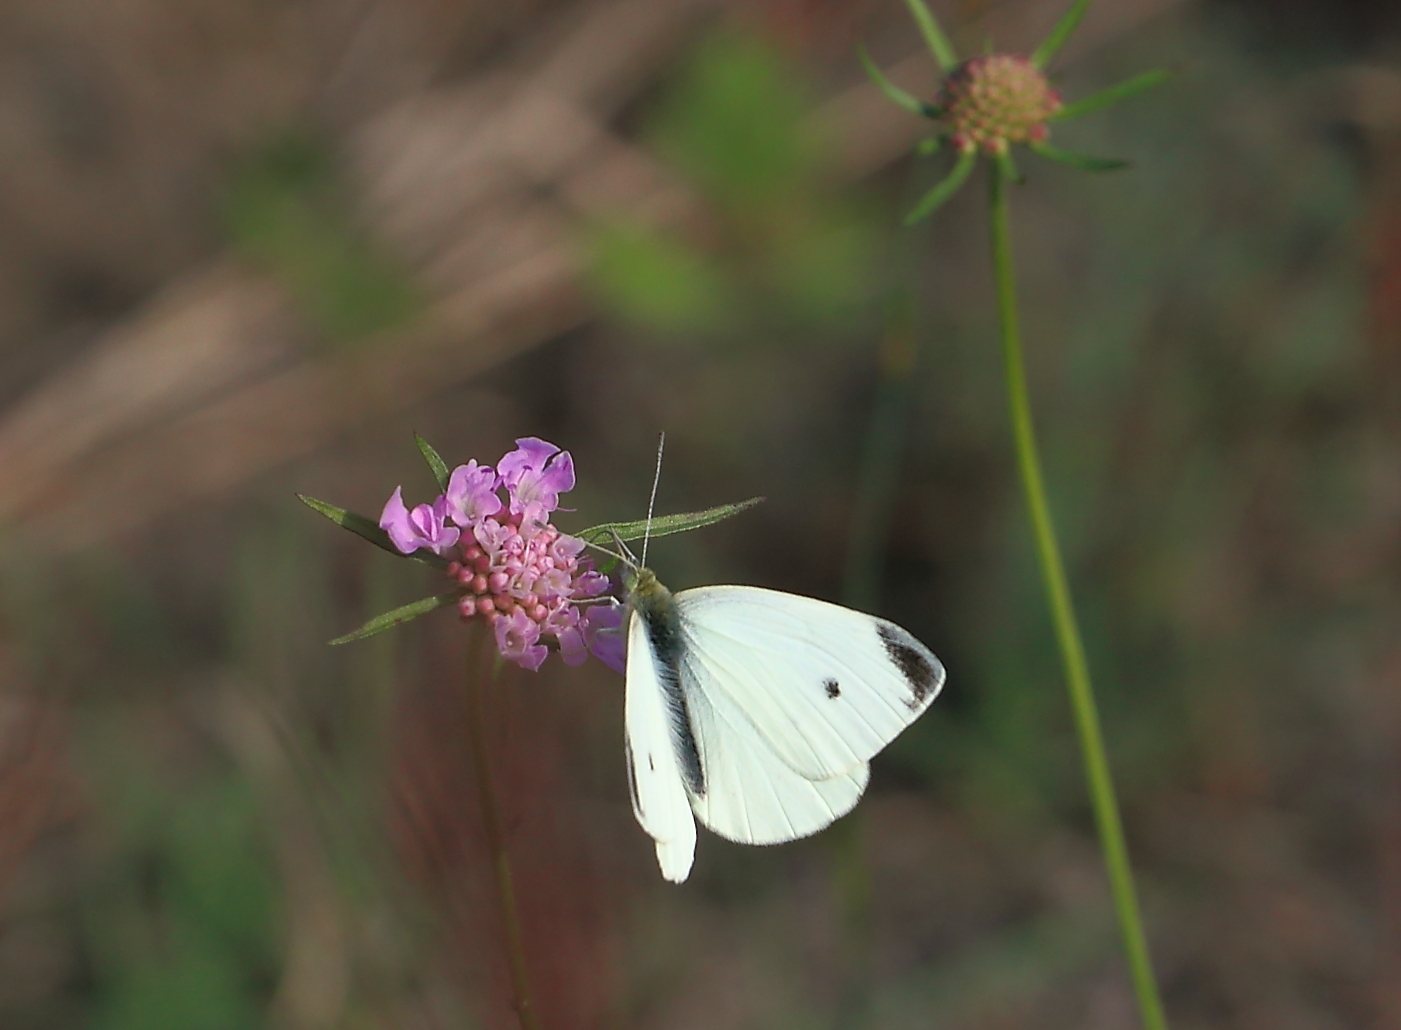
(84, 776), (278, 1030)
(590, 32), (882, 340)
(222, 132), (421, 344)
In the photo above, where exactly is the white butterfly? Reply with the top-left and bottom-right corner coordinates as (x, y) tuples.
(622, 564), (945, 883)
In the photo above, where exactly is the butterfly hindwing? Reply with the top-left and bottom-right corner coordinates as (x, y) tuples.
(673, 585), (945, 781)
(624, 609), (697, 882)
(680, 663), (871, 844)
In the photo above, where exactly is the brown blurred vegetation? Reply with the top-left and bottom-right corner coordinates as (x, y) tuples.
(0, 0), (1399, 1027)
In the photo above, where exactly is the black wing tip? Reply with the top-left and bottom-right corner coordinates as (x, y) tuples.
(876, 623), (946, 711)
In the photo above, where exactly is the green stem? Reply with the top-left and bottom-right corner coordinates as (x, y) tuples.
(986, 161), (1168, 1030)
(464, 624), (542, 1030)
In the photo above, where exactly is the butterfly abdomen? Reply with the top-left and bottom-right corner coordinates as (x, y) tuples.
(631, 569), (706, 797)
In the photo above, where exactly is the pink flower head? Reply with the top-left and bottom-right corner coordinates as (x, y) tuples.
(380, 488), (461, 557)
(445, 460), (501, 528)
(494, 607), (549, 671)
(497, 437), (575, 518)
(375, 436), (622, 673)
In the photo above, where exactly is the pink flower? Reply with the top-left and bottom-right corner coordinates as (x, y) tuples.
(473, 518), (512, 562)
(582, 601), (626, 674)
(380, 488), (460, 557)
(545, 604), (589, 667)
(497, 437), (576, 517)
(572, 570), (611, 598)
(549, 534), (586, 564)
(494, 608), (549, 671)
(445, 460), (501, 527)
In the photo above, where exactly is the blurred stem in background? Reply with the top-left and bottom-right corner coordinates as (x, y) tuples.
(842, 291), (920, 614)
(830, 163), (933, 1029)
(463, 623), (541, 1030)
(987, 160), (1168, 1030)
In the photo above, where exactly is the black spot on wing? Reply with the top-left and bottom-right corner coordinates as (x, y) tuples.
(877, 623), (941, 710)
(823, 678), (841, 699)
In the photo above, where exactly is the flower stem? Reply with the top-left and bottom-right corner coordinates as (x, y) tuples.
(464, 624), (542, 1030)
(986, 161), (1168, 1030)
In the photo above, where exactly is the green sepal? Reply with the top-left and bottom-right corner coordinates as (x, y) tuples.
(414, 433), (451, 492)
(916, 136), (944, 157)
(904, 149), (977, 225)
(858, 44), (938, 119)
(297, 494), (450, 570)
(1049, 69), (1171, 122)
(576, 497), (765, 548)
(1031, 0), (1091, 70)
(329, 592), (459, 645)
(903, 0), (958, 72)
(1028, 140), (1129, 172)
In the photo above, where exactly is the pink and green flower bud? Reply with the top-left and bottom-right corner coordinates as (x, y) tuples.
(937, 55), (1061, 155)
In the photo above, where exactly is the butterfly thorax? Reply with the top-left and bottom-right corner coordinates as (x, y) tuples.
(628, 567), (682, 672)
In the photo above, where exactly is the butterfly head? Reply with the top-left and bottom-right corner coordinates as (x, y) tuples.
(623, 565), (668, 606)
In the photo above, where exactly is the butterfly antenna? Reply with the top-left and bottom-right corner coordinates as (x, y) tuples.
(641, 431), (665, 568)
(610, 528), (639, 568)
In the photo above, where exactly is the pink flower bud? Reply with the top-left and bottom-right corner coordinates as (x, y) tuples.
(937, 55), (1062, 155)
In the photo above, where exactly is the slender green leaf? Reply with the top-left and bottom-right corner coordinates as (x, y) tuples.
(297, 494), (450, 569)
(904, 150), (977, 225)
(1050, 69), (1170, 122)
(1031, 0), (1091, 69)
(1028, 140), (1129, 172)
(857, 44), (937, 119)
(415, 433), (451, 492)
(903, 0), (958, 71)
(329, 592), (459, 645)
(577, 497), (765, 547)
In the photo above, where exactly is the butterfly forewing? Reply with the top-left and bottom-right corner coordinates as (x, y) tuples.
(673, 586), (945, 781)
(624, 610), (697, 882)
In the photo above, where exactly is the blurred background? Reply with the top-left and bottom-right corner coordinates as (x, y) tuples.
(0, 0), (1397, 1026)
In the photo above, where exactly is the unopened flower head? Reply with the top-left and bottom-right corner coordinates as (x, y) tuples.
(938, 55), (1061, 155)
(379, 437), (624, 673)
